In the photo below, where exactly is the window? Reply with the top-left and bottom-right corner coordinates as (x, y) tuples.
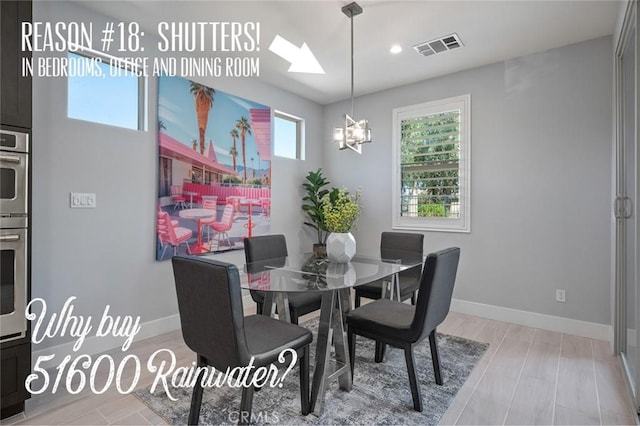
(274, 111), (304, 159)
(392, 94), (471, 232)
(204, 171), (214, 185)
(190, 167), (203, 184)
(158, 157), (171, 197)
(67, 52), (145, 130)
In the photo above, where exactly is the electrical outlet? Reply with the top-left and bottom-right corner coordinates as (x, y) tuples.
(70, 193), (97, 208)
(556, 289), (566, 303)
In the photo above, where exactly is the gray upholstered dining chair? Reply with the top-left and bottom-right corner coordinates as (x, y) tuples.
(346, 247), (460, 412)
(171, 256), (312, 425)
(244, 234), (322, 325)
(354, 232), (424, 307)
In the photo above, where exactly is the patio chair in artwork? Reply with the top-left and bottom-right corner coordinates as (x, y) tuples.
(158, 204), (179, 227)
(157, 211), (192, 257)
(210, 204), (235, 249)
(170, 185), (188, 210)
(199, 199), (218, 242)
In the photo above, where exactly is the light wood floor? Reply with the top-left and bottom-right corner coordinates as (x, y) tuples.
(3, 311), (638, 426)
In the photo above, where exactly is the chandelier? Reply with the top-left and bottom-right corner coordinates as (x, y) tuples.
(333, 1), (372, 154)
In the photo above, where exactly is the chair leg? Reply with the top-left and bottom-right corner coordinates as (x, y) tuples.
(404, 345), (423, 412)
(290, 310), (299, 325)
(347, 330), (356, 378)
(411, 291), (417, 305)
(299, 345), (310, 415)
(239, 385), (255, 425)
(354, 294), (361, 308)
(188, 357), (207, 425)
(374, 341), (387, 363)
(256, 302), (263, 315)
(429, 329), (443, 385)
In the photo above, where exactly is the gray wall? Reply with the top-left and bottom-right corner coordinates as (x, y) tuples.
(31, 1), (323, 350)
(323, 36), (613, 325)
(31, 0), (614, 355)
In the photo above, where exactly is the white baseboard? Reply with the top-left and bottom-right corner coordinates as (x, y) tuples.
(450, 298), (612, 341)
(32, 314), (181, 369)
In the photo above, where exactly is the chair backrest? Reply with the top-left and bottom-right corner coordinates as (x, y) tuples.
(244, 234), (288, 263)
(380, 232), (424, 279)
(157, 211), (171, 243)
(171, 256), (250, 368)
(220, 204), (235, 226)
(158, 211), (180, 245)
(410, 247), (460, 342)
(170, 185), (183, 196)
(202, 199), (218, 211)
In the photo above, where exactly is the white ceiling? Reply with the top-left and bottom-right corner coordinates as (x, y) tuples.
(76, 0), (621, 105)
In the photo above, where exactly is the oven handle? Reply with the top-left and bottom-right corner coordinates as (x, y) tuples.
(0, 234), (20, 242)
(0, 154), (21, 163)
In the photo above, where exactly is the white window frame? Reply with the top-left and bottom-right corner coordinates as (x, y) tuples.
(273, 110), (305, 160)
(67, 51), (147, 131)
(392, 94), (471, 233)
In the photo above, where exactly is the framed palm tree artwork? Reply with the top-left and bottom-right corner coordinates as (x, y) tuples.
(156, 76), (272, 260)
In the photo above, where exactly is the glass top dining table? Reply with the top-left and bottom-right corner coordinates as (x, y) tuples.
(240, 251), (424, 416)
(243, 251), (424, 292)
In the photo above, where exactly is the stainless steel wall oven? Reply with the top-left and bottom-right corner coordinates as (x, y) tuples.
(1, 1), (33, 418)
(0, 128), (28, 342)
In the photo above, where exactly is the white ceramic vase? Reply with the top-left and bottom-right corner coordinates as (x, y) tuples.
(326, 232), (356, 263)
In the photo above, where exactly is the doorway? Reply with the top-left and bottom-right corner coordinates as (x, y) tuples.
(615, 0), (639, 413)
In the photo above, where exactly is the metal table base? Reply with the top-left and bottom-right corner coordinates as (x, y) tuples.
(262, 288), (353, 416)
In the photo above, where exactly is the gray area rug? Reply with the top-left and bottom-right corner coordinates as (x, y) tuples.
(134, 318), (487, 425)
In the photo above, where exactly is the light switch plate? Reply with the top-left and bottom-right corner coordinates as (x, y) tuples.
(70, 193), (96, 208)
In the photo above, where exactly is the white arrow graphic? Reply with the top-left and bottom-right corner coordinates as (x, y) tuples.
(269, 35), (325, 74)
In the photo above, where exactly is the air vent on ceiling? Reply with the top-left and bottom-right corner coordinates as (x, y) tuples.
(413, 33), (463, 57)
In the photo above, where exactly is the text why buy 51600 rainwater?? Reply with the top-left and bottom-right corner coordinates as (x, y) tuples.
(21, 21), (261, 78)
(25, 297), (298, 399)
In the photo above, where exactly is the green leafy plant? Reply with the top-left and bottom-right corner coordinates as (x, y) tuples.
(222, 176), (242, 184)
(302, 169), (331, 244)
(322, 188), (361, 233)
(418, 203), (446, 217)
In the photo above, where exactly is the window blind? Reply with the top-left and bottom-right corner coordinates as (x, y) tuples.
(400, 109), (461, 219)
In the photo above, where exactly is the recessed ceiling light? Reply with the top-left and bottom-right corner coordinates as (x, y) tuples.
(390, 44), (402, 54)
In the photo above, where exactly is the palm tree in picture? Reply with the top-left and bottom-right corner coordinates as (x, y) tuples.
(192, 138), (197, 151)
(229, 146), (238, 171)
(235, 116), (252, 185)
(189, 82), (215, 155)
(158, 120), (166, 133)
(229, 129), (239, 171)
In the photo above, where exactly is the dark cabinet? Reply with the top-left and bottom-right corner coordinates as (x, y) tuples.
(0, 0), (32, 420)
(0, 1), (32, 129)
(0, 342), (30, 419)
